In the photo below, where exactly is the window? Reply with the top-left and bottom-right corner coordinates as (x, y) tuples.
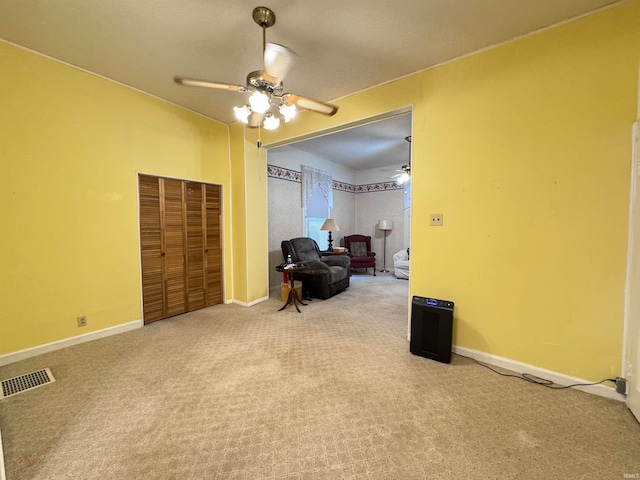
(305, 184), (329, 248)
(302, 166), (332, 250)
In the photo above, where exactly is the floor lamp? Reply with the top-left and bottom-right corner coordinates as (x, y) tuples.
(378, 220), (393, 272)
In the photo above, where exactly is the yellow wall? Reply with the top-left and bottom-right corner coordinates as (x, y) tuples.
(261, 0), (640, 381)
(244, 130), (270, 302)
(0, 42), (233, 354)
(415, 5), (638, 381)
(229, 123), (248, 302)
(229, 126), (270, 304)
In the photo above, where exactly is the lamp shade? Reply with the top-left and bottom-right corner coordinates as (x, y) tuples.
(320, 218), (340, 231)
(378, 220), (393, 231)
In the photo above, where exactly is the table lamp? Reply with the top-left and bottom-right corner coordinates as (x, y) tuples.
(320, 218), (340, 252)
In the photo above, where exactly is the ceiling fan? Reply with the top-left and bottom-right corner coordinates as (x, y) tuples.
(391, 164), (411, 183)
(174, 6), (338, 130)
(391, 136), (412, 184)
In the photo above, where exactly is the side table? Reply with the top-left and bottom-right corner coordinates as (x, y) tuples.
(275, 264), (308, 313)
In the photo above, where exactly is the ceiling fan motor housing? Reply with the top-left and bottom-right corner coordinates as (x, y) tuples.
(247, 71), (283, 96)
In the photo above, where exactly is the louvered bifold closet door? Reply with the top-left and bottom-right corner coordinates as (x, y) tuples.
(162, 179), (187, 317)
(139, 175), (222, 323)
(205, 184), (223, 306)
(139, 175), (164, 323)
(185, 182), (206, 311)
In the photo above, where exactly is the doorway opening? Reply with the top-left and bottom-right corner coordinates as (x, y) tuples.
(265, 108), (413, 309)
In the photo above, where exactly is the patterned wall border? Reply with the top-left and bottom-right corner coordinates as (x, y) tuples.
(267, 165), (301, 183)
(267, 165), (403, 192)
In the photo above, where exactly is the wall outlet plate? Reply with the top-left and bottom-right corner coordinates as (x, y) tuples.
(430, 214), (443, 226)
(77, 316), (87, 327)
(615, 377), (627, 395)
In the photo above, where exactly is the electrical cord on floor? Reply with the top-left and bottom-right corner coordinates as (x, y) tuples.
(454, 353), (617, 390)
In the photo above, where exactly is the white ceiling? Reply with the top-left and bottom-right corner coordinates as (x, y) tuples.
(0, 0), (619, 168)
(276, 112), (413, 171)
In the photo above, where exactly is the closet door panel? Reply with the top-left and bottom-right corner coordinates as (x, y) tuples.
(205, 184), (223, 306)
(139, 175), (164, 323)
(139, 175), (222, 323)
(162, 179), (187, 317)
(185, 182), (205, 311)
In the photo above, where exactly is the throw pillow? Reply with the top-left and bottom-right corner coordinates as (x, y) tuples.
(350, 241), (368, 257)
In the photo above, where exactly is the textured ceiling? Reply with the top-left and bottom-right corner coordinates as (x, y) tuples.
(0, 0), (620, 168)
(277, 112), (413, 171)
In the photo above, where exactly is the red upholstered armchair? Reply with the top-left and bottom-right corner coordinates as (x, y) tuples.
(344, 234), (376, 276)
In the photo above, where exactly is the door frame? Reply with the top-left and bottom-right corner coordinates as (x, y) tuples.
(623, 121), (640, 421)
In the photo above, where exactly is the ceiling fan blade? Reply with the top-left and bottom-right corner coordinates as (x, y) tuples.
(282, 93), (338, 116)
(174, 76), (247, 92)
(263, 43), (297, 84)
(247, 112), (265, 128)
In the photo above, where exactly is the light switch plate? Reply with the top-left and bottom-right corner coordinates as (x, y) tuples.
(430, 214), (443, 226)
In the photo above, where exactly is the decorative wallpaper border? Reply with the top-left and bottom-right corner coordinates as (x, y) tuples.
(267, 165), (301, 182)
(343, 182), (404, 193)
(267, 165), (403, 193)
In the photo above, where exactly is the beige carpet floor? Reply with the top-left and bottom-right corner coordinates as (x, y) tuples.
(0, 273), (639, 479)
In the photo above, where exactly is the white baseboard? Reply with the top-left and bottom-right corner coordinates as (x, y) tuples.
(453, 346), (623, 402)
(0, 320), (143, 367)
(233, 295), (270, 307)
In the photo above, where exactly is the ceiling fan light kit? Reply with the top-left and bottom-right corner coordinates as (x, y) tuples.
(174, 6), (338, 132)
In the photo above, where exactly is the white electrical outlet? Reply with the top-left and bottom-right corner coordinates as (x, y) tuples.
(430, 214), (443, 226)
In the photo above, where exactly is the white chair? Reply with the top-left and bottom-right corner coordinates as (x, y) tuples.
(393, 249), (410, 279)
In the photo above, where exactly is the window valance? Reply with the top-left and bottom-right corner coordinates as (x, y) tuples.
(301, 165), (333, 210)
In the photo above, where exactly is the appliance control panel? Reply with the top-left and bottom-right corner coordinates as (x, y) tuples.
(412, 296), (454, 310)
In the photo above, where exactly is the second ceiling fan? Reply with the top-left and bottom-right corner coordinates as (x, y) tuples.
(174, 6), (338, 130)
(391, 136), (412, 184)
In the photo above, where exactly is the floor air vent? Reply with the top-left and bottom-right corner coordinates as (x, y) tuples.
(1, 368), (55, 399)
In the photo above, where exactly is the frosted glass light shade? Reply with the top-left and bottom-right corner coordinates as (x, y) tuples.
(249, 91), (270, 114)
(279, 104), (296, 122)
(233, 105), (251, 124)
(263, 114), (280, 130)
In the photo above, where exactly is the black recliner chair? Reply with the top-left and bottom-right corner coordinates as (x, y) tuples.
(281, 237), (350, 299)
